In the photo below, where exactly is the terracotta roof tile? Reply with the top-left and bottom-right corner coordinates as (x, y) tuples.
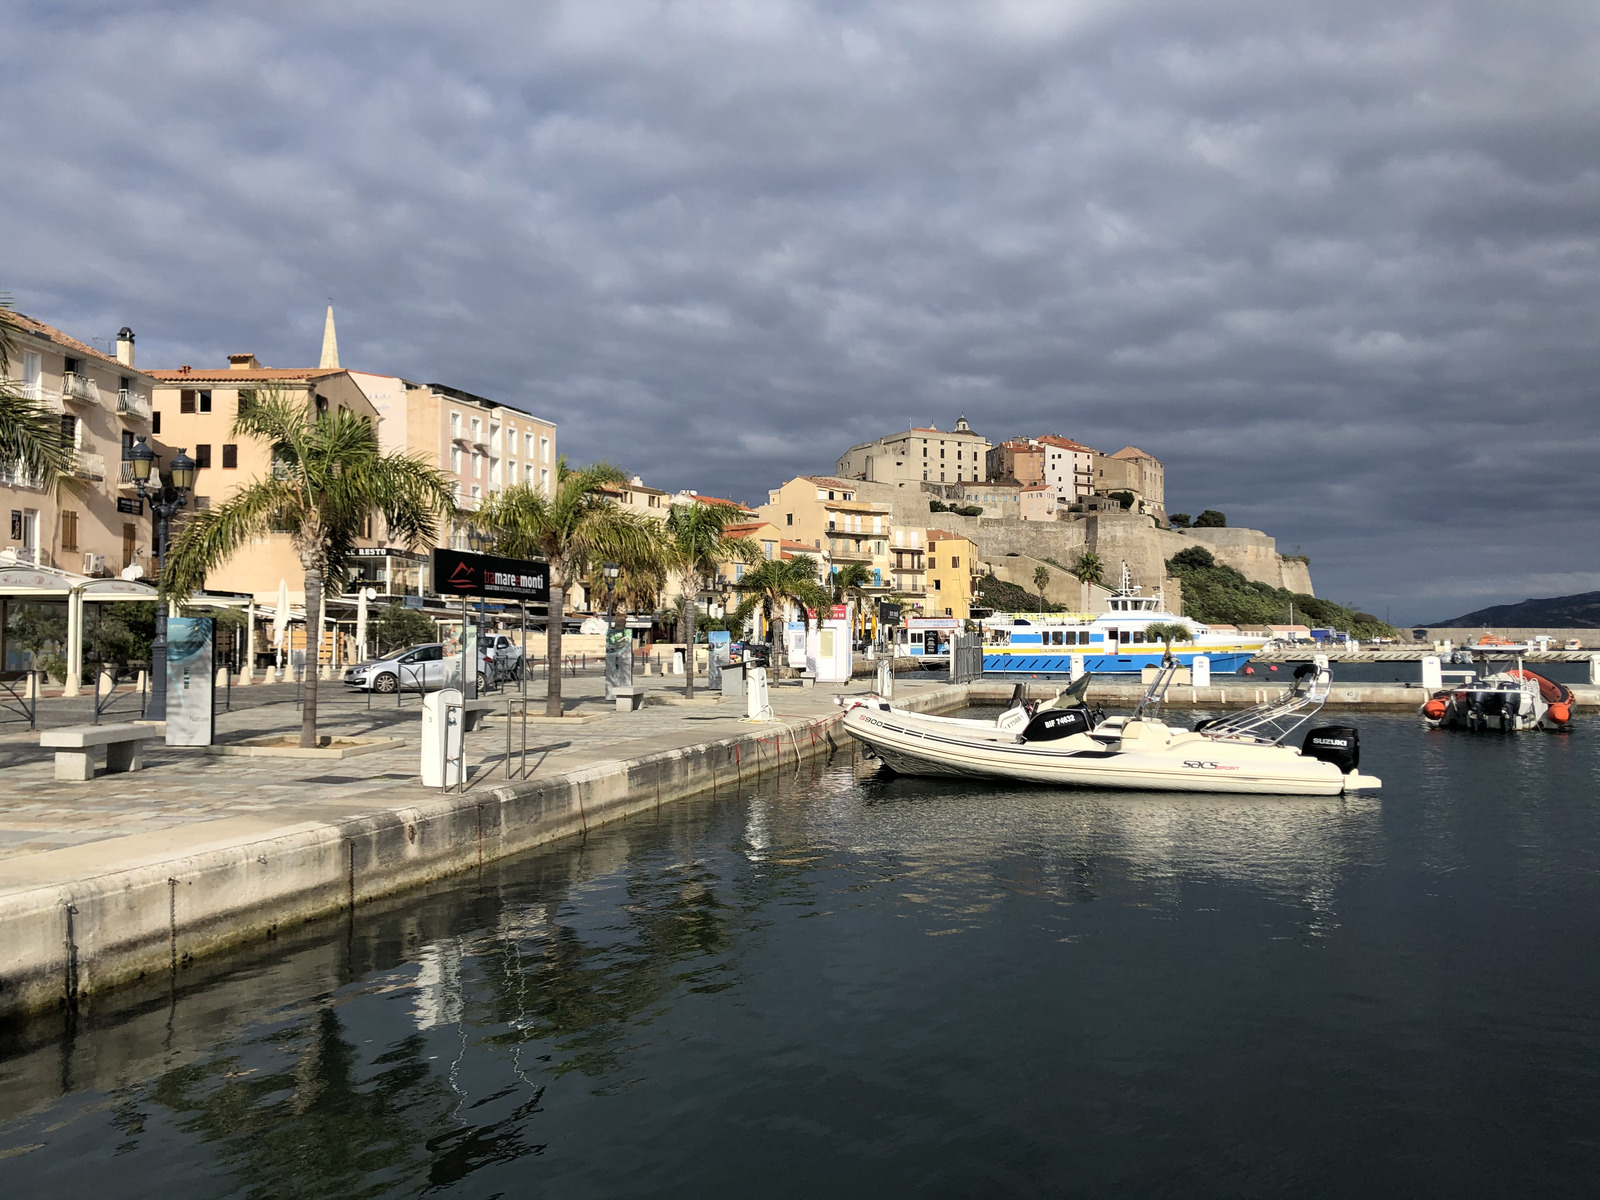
(149, 367), (346, 382)
(3, 310), (148, 376)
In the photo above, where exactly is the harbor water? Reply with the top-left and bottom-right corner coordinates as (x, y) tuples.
(2, 714), (1597, 1196)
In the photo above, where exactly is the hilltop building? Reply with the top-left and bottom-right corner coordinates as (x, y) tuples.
(835, 416), (991, 486)
(1096, 446), (1164, 508)
(986, 439), (1045, 487)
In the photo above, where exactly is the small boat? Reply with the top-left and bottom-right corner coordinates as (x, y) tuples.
(840, 655), (1382, 796)
(979, 563), (1266, 675)
(1421, 646), (1573, 732)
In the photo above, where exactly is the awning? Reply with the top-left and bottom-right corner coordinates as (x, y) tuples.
(0, 564), (158, 601)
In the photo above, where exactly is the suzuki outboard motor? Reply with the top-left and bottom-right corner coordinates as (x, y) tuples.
(1020, 707), (1093, 742)
(1301, 725), (1359, 773)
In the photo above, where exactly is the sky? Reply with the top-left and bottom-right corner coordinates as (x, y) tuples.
(2, 0), (1595, 624)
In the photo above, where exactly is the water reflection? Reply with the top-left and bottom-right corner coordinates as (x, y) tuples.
(1, 714), (1596, 1198)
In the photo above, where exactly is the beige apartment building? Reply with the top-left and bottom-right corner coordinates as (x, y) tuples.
(757, 475), (894, 593)
(835, 416), (991, 486)
(715, 519), (783, 592)
(888, 525), (928, 606)
(1096, 446), (1165, 507)
(351, 376), (558, 516)
(1, 315), (160, 578)
(148, 357), (381, 601)
(599, 474), (671, 520)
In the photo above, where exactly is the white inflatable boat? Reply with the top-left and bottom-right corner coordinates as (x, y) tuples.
(840, 656), (1381, 797)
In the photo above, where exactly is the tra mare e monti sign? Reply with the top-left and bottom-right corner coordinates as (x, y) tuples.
(430, 548), (550, 603)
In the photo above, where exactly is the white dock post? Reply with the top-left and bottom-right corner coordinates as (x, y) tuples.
(1191, 655), (1210, 688)
(1070, 653), (1085, 681)
(1590, 654), (1600, 686)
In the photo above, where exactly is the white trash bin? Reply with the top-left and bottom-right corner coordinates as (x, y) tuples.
(421, 687), (465, 788)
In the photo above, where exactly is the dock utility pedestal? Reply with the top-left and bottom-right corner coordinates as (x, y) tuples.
(40, 723), (156, 781)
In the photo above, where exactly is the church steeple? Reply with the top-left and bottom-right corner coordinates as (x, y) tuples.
(319, 304), (340, 369)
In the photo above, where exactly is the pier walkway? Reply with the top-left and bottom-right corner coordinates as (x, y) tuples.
(0, 672), (959, 1019)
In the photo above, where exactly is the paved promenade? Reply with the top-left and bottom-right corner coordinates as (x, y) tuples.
(0, 668), (964, 1017)
(0, 670), (950, 867)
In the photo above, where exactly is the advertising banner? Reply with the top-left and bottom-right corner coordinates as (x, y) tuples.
(430, 549), (550, 603)
(165, 617), (214, 746)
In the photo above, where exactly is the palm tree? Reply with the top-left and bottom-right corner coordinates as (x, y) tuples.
(1033, 565), (1050, 612)
(828, 562), (873, 641)
(165, 390), (455, 747)
(1144, 620), (1195, 663)
(1070, 550), (1105, 612)
(733, 554), (826, 680)
(476, 460), (663, 716)
(0, 296), (72, 491)
(663, 501), (756, 698)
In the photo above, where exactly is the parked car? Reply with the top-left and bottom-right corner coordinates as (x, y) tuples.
(343, 643), (487, 694)
(484, 632), (524, 680)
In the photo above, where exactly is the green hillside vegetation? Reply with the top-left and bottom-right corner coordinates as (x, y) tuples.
(1165, 547), (1397, 639)
(976, 574), (1068, 613)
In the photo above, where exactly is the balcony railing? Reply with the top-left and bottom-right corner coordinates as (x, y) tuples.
(72, 451), (107, 481)
(15, 383), (65, 415)
(830, 545), (874, 563)
(118, 461), (145, 488)
(61, 372), (101, 405)
(0, 459), (45, 489)
(117, 389), (152, 420)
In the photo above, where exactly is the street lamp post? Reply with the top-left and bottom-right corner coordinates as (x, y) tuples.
(603, 561), (621, 627)
(127, 437), (198, 722)
(602, 561), (621, 701)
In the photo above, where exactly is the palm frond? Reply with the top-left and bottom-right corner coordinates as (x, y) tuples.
(0, 384), (73, 492)
(164, 479), (300, 599)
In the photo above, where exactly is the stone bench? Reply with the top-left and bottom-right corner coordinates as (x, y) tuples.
(613, 686), (645, 712)
(462, 699), (498, 732)
(40, 722), (156, 781)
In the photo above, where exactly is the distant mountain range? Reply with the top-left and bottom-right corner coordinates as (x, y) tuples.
(1426, 591), (1600, 629)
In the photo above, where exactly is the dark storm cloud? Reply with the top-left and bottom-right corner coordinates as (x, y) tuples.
(3, 0), (1596, 621)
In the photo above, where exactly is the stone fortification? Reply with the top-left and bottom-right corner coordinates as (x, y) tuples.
(835, 479), (1314, 600)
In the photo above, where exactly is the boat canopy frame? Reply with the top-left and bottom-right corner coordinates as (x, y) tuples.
(1191, 654), (1333, 746)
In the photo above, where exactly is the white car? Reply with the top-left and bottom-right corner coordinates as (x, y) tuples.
(343, 642), (488, 694)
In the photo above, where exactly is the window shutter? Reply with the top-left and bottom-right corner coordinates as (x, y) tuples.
(180, 390), (196, 413)
(222, 444), (238, 469)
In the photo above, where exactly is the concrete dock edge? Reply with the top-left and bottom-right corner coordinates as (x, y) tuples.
(0, 685), (966, 1021)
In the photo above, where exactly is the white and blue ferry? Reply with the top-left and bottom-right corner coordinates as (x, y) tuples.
(980, 568), (1265, 675)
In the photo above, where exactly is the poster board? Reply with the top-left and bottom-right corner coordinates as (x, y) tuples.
(166, 617), (214, 746)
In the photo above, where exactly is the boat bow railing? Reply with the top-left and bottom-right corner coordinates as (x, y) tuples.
(1198, 655), (1332, 745)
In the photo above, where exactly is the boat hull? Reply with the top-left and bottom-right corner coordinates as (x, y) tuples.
(843, 706), (1364, 796)
(982, 649), (1256, 675)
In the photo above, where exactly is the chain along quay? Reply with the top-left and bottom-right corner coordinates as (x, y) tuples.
(0, 667), (1594, 1020)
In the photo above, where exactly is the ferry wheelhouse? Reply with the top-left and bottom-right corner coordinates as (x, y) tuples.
(980, 567), (1266, 674)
